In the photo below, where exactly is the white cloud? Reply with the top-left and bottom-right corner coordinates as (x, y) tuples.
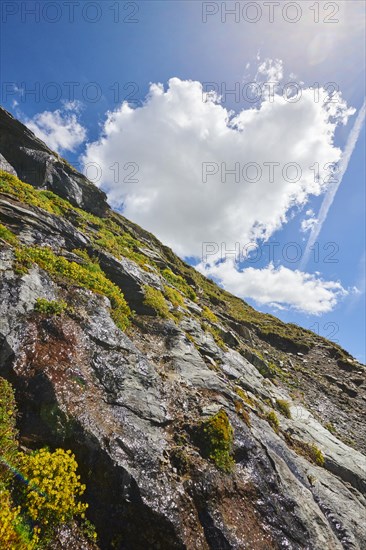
(301, 209), (317, 233)
(25, 107), (86, 153)
(82, 74), (354, 260)
(197, 260), (348, 315)
(256, 58), (283, 83)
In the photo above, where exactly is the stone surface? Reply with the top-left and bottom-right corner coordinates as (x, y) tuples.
(0, 109), (365, 549)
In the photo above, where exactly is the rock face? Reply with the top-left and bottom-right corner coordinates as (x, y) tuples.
(0, 106), (109, 216)
(0, 109), (365, 550)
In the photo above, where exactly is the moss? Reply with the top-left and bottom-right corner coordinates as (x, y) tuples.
(162, 268), (197, 301)
(201, 305), (218, 323)
(265, 410), (280, 432)
(15, 246), (131, 330)
(234, 387), (255, 407)
(34, 298), (67, 315)
(276, 399), (292, 419)
(234, 400), (251, 427)
(199, 410), (234, 472)
(143, 285), (171, 319)
(164, 285), (186, 308)
(0, 223), (18, 246)
(284, 433), (325, 467)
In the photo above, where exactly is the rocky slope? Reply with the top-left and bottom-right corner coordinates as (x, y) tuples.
(0, 105), (365, 549)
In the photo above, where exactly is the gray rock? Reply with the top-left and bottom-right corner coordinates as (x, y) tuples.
(0, 152), (17, 176)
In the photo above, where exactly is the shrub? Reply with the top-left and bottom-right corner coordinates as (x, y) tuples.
(162, 269), (197, 301)
(202, 305), (218, 324)
(0, 170), (70, 216)
(0, 223), (18, 246)
(276, 399), (292, 419)
(34, 298), (67, 316)
(164, 286), (185, 308)
(19, 448), (88, 530)
(265, 410), (279, 432)
(143, 286), (171, 318)
(15, 246), (131, 330)
(0, 489), (39, 549)
(200, 410), (234, 472)
(94, 228), (149, 267)
(0, 378), (18, 484)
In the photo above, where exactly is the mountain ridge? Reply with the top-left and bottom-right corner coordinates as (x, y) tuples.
(0, 105), (365, 549)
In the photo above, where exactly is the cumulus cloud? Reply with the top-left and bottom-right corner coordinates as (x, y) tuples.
(82, 73), (353, 259)
(81, 66), (356, 314)
(25, 105), (86, 153)
(197, 260), (348, 315)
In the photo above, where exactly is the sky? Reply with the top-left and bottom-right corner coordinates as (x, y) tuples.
(0, 1), (365, 361)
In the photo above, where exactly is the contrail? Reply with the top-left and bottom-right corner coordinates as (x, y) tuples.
(301, 99), (366, 268)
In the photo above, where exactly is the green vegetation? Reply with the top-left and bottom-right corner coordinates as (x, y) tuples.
(19, 448), (88, 529)
(0, 223), (18, 246)
(284, 433), (325, 467)
(265, 410), (280, 432)
(15, 246), (130, 330)
(201, 305), (218, 323)
(34, 298), (67, 316)
(234, 386), (255, 407)
(162, 269), (197, 301)
(276, 399), (292, 419)
(93, 227), (151, 268)
(0, 378), (18, 485)
(0, 170), (151, 269)
(143, 285), (171, 319)
(200, 410), (234, 472)
(0, 377), (95, 547)
(164, 285), (185, 308)
(0, 170), (354, 362)
(202, 322), (227, 351)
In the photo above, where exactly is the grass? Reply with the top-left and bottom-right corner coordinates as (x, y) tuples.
(201, 305), (218, 323)
(143, 285), (171, 319)
(276, 399), (292, 419)
(265, 410), (280, 433)
(162, 268), (197, 301)
(15, 246), (131, 330)
(234, 386), (255, 407)
(164, 286), (186, 308)
(0, 169), (355, 363)
(284, 433), (325, 467)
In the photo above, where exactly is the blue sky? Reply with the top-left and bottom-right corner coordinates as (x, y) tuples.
(1, 1), (365, 360)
